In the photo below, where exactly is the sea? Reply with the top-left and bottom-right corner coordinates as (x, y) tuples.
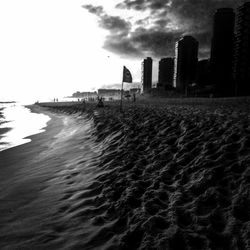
(0, 102), (50, 152)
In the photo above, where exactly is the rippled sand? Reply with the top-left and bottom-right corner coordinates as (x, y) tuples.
(1, 99), (250, 250)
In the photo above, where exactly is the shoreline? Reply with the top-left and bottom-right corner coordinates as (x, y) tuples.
(0, 104), (51, 152)
(0, 105), (63, 186)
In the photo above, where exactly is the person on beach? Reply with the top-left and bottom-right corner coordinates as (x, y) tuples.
(133, 93), (136, 102)
(97, 96), (104, 108)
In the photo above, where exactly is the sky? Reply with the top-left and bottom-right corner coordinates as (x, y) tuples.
(0, 0), (239, 103)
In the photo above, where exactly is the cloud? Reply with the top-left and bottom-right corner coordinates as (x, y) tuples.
(104, 36), (143, 58)
(82, 4), (104, 15)
(116, 0), (148, 11)
(103, 27), (184, 58)
(131, 28), (182, 57)
(83, 1), (238, 59)
(83, 4), (180, 58)
(116, 0), (171, 11)
(100, 15), (131, 35)
(83, 5), (131, 35)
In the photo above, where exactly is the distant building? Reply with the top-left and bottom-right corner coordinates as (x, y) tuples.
(98, 89), (121, 101)
(195, 59), (211, 87)
(174, 36), (199, 95)
(72, 91), (97, 99)
(234, 2), (250, 96)
(210, 8), (235, 96)
(142, 57), (153, 93)
(158, 58), (175, 89)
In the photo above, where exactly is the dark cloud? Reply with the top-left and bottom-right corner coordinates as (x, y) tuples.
(100, 15), (131, 35)
(104, 36), (143, 58)
(154, 19), (172, 29)
(103, 27), (182, 58)
(83, 5), (131, 35)
(82, 5), (104, 15)
(117, 0), (237, 32)
(83, 4), (179, 58)
(116, 0), (171, 12)
(131, 28), (182, 57)
(116, 0), (148, 11)
(83, 1), (238, 59)
(117, 0), (236, 15)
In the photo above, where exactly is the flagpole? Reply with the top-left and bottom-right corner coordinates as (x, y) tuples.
(120, 79), (124, 112)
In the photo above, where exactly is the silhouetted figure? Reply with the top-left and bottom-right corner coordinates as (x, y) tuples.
(97, 97), (104, 108)
(81, 99), (86, 109)
(133, 93), (136, 102)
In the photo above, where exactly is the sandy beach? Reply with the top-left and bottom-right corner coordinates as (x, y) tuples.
(0, 98), (250, 249)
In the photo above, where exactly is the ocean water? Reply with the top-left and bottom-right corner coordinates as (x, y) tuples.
(0, 102), (50, 151)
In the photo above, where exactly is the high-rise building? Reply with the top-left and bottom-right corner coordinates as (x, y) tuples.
(210, 8), (235, 96)
(158, 58), (175, 89)
(234, 2), (250, 96)
(174, 36), (199, 95)
(195, 59), (211, 87)
(142, 57), (153, 93)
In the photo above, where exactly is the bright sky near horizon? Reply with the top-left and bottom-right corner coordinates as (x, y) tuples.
(0, 0), (142, 103)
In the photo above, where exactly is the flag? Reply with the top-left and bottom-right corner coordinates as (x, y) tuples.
(123, 66), (133, 83)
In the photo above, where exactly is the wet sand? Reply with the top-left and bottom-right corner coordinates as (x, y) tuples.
(1, 98), (250, 249)
(0, 105), (103, 249)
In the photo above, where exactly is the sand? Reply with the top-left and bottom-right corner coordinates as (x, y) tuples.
(0, 98), (250, 249)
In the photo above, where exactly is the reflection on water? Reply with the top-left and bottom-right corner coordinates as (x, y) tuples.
(0, 103), (50, 151)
